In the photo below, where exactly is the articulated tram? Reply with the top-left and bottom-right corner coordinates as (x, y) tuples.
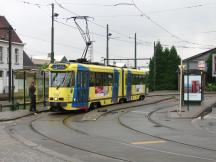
(48, 63), (147, 112)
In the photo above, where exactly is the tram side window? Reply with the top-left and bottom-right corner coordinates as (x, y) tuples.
(70, 71), (75, 86)
(132, 74), (137, 85)
(90, 72), (95, 86)
(95, 73), (103, 86)
(102, 73), (112, 86)
(132, 74), (145, 85)
(107, 73), (113, 86)
(141, 75), (145, 84)
(77, 72), (81, 87)
(91, 72), (113, 86)
(82, 71), (88, 87)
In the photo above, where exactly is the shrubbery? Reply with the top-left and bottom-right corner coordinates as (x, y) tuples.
(206, 83), (216, 91)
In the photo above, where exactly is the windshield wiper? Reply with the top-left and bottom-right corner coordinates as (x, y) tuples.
(56, 74), (67, 89)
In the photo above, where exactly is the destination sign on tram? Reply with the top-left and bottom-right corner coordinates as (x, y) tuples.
(52, 64), (66, 70)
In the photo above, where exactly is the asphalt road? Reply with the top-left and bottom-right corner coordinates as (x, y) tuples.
(1, 97), (216, 162)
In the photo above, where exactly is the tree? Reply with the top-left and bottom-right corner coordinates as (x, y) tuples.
(148, 42), (181, 91)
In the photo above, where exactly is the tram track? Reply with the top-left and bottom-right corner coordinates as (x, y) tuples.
(62, 99), (216, 162)
(29, 114), (132, 162)
(24, 98), (176, 162)
(4, 96), (216, 162)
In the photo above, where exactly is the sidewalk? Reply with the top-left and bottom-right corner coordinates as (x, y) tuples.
(167, 96), (216, 119)
(0, 105), (49, 122)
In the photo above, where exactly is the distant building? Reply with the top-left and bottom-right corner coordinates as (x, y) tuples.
(0, 16), (25, 93)
(183, 48), (216, 72)
(31, 54), (68, 69)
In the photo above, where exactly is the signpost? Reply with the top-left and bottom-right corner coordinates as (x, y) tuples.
(178, 60), (185, 116)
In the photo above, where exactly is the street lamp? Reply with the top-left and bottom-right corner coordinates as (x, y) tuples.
(51, 3), (59, 64)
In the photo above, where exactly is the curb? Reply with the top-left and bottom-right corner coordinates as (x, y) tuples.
(0, 109), (49, 122)
(193, 102), (216, 118)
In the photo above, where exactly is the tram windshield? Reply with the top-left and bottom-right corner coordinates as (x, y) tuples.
(50, 71), (75, 87)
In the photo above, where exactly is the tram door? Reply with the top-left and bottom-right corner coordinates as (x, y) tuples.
(112, 69), (119, 103)
(126, 71), (132, 101)
(73, 69), (89, 108)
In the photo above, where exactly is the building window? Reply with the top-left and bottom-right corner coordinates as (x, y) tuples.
(7, 48), (8, 63)
(15, 48), (19, 64)
(0, 46), (3, 62)
(0, 71), (2, 78)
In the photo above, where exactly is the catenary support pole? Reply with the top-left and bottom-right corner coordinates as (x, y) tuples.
(134, 33), (137, 68)
(153, 42), (156, 91)
(51, 3), (55, 63)
(106, 24), (109, 66)
(23, 71), (26, 110)
(8, 25), (12, 102)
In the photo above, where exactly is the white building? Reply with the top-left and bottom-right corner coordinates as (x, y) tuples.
(0, 16), (24, 93)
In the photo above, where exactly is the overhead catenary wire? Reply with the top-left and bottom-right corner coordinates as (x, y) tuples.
(15, 0), (215, 53)
(54, 0), (215, 49)
(131, 0), (215, 48)
(54, 19), (213, 50)
(17, 0), (216, 50)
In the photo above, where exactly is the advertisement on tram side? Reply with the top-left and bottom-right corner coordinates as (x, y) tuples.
(95, 86), (109, 97)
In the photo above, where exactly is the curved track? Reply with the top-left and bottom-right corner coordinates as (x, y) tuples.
(5, 96), (216, 162)
(117, 104), (216, 152)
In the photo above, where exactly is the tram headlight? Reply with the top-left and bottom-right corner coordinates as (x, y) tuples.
(54, 97), (58, 101)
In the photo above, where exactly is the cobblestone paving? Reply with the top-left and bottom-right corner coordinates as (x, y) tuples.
(0, 124), (66, 162)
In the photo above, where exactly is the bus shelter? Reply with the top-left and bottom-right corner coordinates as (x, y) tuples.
(11, 69), (49, 111)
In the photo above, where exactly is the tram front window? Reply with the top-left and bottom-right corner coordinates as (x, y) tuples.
(51, 71), (75, 87)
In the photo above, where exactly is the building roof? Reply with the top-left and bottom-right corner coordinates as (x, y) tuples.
(0, 16), (22, 43)
(23, 51), (35, 68)
(183, 48), (216, 62)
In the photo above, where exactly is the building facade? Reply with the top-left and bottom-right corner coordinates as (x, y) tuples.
(0, 16), (24, 93)
(183, 48), (216, 72)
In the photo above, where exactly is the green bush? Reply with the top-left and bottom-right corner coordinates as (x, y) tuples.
(206, 83), (216, 91)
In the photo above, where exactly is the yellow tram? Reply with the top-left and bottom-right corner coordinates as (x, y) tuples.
(48, 63), (147, 111)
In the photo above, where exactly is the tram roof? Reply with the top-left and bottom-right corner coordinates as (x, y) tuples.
(49, 62), (146, 73)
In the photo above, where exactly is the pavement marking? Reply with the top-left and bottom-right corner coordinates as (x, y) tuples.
(132, 140), (166, 145)
(131, 111), (149, 114)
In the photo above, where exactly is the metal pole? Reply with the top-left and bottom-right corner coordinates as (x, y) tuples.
(51, 3), (54, 63)
(179, 60), (183, 116)
(43, 71), (46, 107)
(11, 70), (14, 111)
(23, 71), (26, 110)
(153, 42), (156, 91)
(8, 25), (12, 101)
(106, 24), (109, 66)
(134, 33), (137, 68)
(187, 60), (189, 111)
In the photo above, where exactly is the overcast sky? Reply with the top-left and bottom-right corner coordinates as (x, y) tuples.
(1, 0), (216, 66)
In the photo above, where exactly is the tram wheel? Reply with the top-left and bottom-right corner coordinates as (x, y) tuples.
(90, 103), (98, 110)
(119, 98), (125, 104)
